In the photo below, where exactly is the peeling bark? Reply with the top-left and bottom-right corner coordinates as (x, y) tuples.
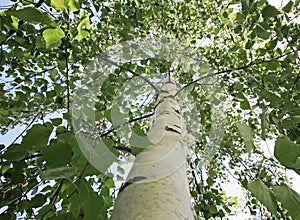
(110, 81), (195, 220)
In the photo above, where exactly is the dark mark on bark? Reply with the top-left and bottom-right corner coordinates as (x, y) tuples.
(173, 124), (181, 129)
(165, 126), (181, 134)
(160, 89), (169, 94)
(119, 176), (147, 193)
(172, 107), (180, 114)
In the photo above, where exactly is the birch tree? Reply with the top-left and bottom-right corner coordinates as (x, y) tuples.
(110, 80), (195, 220)
(1, 0), (300, 219)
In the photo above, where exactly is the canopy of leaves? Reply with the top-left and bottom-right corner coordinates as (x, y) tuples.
(0, 0), (299, 219)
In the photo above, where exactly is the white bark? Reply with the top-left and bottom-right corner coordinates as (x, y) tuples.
(110, 81), (195, 220)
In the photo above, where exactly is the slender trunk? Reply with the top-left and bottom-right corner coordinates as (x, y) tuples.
(110, 81), (194, 220)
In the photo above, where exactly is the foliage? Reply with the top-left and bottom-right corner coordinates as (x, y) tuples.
(0, 0), (299, 219)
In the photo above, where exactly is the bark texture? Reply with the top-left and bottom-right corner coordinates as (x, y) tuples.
(110, 81), (194, 220)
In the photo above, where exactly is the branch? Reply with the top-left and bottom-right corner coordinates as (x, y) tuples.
(20, 153), (42, 161)
(97, 54), (159, 94)
(114, 146), (131, 153)
(174, 48), (300, 97)
(50, 179), (65, 204)
(189, 162), (202, 196)
(100, 112), (154, 138)
(40, 179), (64, 219)
(65, 10), (71, 127)
(0, 112), (43, 154)
(67, 162), (89, 199)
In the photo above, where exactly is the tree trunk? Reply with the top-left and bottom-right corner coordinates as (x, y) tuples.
(110, 81), (195, 220)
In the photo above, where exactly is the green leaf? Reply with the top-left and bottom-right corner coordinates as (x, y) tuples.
(209, 205), (218, 214)
(42, 142), (72, 168)
(105, 178), (115, 188)
(21, 0), (32, 5)
(262, 5), (280, 19)
(68, 0), (80, 12)
(265, 61), (280, 70)
(274, 137), (300, 170)
(35, 204), (52, 219)
(75, 29), (89, 41)
(199, 63), (210, 73)
(75, 14), (90, 41)
(274, 184), (300, 220)
(0, 213), (14, 220)
(7, 7), (52, 24)
(291, 115), (300, 122)
(233, 83), (243, 91)
(261, 112), (267, 140)
(241, 0), (249, 13)
(2, 144), (27, 161)
(240, 99), (250, 110)
(29, 194), (47, 207)
(237, 122), (253, 153)
(40, 167), (77, 180)
(79, 181), (104, 220)
(255, 25), (270, 39)
(56, 125), (67, 134)
(51, 118), (62, 126)
(43, 27), (65, 49)
(51, 0), (67, 11)
(248, 179), (278, 216)
(282, 119), (295, 129)
(261, 91), (281, 108)
(22, 124), (52, 152)
(53, 213), (75, 220)
(282, 1), (293, 13)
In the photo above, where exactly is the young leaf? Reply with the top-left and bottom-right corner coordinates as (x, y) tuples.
(7, 7), (52, 24)
(43, 27), (65, 49)
(274, 184), (300, 220)
(237, 122), (253, 153)
(51, 0), (67, 11)
(248, 179), (278, 216)
(68, 0), (80, 12)
(105, 178), (115, 188)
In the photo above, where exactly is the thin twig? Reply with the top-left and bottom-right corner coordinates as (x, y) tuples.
(66, 162), (89, 199)
(40, 179), (64, 219)
(114, 146), (132, 153)
(50, 180), (65, 205)
(100, 112), (154, 138)
(97, 54), (159, 94)
(4, 112), (43, 149)
(190, 162), (202, 196)
(174, 48), (300, 97)
(20, 153), (42, 161)
(65, 9), (70, 131)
